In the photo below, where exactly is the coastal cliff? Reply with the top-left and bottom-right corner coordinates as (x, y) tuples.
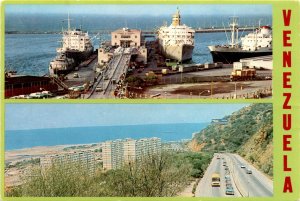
(190, 104), (273, 177)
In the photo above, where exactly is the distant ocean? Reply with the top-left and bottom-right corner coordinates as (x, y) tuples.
(5, 123), (209, 151)
(5, 14), (272, 76)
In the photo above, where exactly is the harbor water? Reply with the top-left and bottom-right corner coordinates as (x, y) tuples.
(5, 14), (271, 76)
(5, 123), (208, 150)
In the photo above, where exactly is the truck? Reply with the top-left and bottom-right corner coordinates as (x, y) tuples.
(211, 173), (221, 187)
(230, 68), (256, 81)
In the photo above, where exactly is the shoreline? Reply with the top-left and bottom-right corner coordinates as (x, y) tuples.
(5, 140), (190, 163)
(5, 143), (99, 164)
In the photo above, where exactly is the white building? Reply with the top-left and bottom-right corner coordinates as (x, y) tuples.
(111, 28), (142, 48)
(102, 137), (161, 170)
(40, 151), (96, 175)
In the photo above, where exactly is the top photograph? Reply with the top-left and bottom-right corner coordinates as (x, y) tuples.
(4, 4), (273, 99)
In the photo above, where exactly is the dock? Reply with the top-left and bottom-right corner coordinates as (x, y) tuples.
(112, 27), (256, 35)
(87, 48), (131, 99)
(6, 27), (257, 35)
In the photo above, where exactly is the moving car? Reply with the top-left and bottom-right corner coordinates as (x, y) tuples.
(225, 186), (235, 195)
(96, 87), (103, 92)
(246, 168), (252, 174)
(240, 164), (246, 168)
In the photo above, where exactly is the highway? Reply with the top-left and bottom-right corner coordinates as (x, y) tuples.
(195, 153), (273, 197)
(88, 48), (131, 99)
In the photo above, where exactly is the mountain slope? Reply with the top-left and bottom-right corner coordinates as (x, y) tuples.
(190, 104), (273, 176)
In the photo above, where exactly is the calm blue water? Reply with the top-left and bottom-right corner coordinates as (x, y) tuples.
(5, 123), (208, 150)
(5, 14), (271, 76)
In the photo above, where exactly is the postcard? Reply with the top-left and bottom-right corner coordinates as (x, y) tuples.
(0, 1), (299, 201)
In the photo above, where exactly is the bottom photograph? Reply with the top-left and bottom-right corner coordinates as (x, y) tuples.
(4, 103), (273, 197)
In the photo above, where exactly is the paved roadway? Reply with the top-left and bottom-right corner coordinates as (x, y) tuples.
(195, 153), (273, 197)
(88, 48), (131, 98)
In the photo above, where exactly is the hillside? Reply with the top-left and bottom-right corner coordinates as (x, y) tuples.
(190, 103), (273, 176)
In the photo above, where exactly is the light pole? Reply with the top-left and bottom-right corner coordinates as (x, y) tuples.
(181, 71), (183, 83)
(234, 82), (237, 99)
(210, 81), (213, 98)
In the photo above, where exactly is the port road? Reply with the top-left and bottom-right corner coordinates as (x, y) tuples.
(195, 153), (273, 197)
(88, 48), (131, 98)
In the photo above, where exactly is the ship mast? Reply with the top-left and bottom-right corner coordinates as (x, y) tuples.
(229, 16), (239, 48)
(67, 13), (71, 31)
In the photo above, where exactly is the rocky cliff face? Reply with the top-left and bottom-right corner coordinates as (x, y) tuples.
(191, 104), (273, 176)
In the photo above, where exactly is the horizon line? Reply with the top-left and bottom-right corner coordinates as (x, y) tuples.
(6, 122), (210, 131)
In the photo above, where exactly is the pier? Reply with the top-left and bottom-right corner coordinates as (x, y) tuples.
(142, 27), (256, 35)
(5, 27), (257, 35)
(87, 47), (131, 99)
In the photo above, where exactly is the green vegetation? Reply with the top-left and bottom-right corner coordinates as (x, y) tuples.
(63, 145), (86, 151)
(144, 75), (159, 86)
(192, 103), (273, 176)
(125, 75), (159, 88)
(6, 158), (40, 169)
(174, 152), (212, 179)
(125, 76), (144, 87)
(94, 148), (102, 152)
(7, 151), (212, 197)
(7, 163), (93, 197)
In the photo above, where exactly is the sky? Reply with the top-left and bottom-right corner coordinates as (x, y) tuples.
(5, 104), (248, 130)
(5, 5), (272, 16)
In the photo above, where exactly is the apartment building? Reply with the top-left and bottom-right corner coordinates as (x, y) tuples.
(102, 140), (124, 170)
(40, 151), (96, 175)
(102, 137), (161, 170)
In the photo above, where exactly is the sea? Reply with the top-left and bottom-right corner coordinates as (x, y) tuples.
(5, 14), (272, 76)
(5, 123), (209, 151)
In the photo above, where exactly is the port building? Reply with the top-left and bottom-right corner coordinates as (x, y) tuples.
(40, 151), (96, 175)
(102, 137), (161, 170)
(111, 28), (142, 47)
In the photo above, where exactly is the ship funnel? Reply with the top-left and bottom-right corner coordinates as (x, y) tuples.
(172, 7), (181, 26)
(260, 26), (271, 36)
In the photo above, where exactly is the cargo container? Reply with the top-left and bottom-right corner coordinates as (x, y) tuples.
(162, 69), (169, 75)
(230, 68), (256, 81)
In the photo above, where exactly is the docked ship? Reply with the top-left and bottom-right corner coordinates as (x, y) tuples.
(49, 53), (76, 75)
(208, 17), (272, 64)
(157, 8), (195, 62)
(56, 14), (94, 64)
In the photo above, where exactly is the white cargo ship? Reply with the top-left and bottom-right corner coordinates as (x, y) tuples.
(208, 17), (272, 64)
(56, 14), (94, 64)
(157, 8), (195, 62)
(49, 14), (94, 75)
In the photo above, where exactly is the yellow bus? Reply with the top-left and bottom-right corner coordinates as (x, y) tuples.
(211, 173), (221, 187)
